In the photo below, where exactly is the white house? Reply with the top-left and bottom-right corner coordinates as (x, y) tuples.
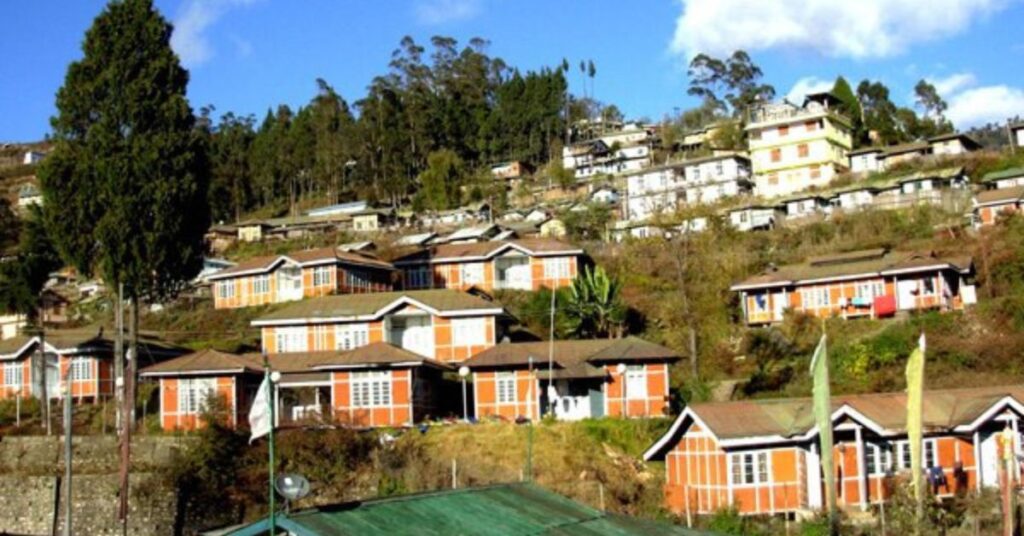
(981, 167), (1024, 190)
(848, 148), (883, 175)
(22, 151), (46, 165)
(562, 133), (651, 179)
(1013, 122), (1024, 148)
(623, 154), (752, 223)
(727, 205), (783, 232)
(782, 194), (830, 220)
(928, 133), (982, 156)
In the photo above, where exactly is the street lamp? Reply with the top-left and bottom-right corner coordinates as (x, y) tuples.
(616, 363), (627, 418)
(458, 366), (470, 421)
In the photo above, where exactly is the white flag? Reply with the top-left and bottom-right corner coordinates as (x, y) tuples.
(249, 375), (272, 444)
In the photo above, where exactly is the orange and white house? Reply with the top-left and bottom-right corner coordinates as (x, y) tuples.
(252, 289), (505, 365)
(208, 246), (395, 309)
(141, 343), (456, 431)
(463, 337), (678, 422)
(972, 186), (1024, 228)
(644, 385), (1024, 517)
(1, 329), (179, 402)
(393, 239), (586, 292)
(732, 249), (975, 325)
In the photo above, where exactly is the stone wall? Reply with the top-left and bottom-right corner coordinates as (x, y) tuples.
(0, 435), (194, 536)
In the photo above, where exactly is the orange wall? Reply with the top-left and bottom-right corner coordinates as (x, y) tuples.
(58, 355), (114, 399)
(473, 369), (540, 421)
(213, 263), (393, 309)
(0, 359), (33, 400)
(330, 368), (413, 427)
(158, 376), (237, 431)
(978, 203), (1021, 226)
(402, 255), (580, 292)
(604, 363), (671, 418)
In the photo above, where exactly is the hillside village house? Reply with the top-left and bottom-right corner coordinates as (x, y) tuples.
(623, 154), (752, 223)
(731, 249), (975, 326)
(252, 289), (504, 364)
(781, 193), (830, 221)
(1, 329), (180, 402)
(981, 167), (1024, 190)
(726, 205), (784, 232)
(208, 247), (395, 309)
(0, 313), (25, 340)
(972, 186), (1024, 227)
(847, 134), (981, 175)
(562, 135), (651, 179)
(463, 338), (678, 422)
(643, 385), (1024, 517)
(141, 343), (454, 430)
(746, 92), (852, 199)
(393, 239), (586, 292)
(1013, 122), (1024, 148)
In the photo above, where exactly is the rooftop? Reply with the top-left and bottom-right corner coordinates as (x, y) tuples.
(464, 337), (678, 379)
(252, 289), (503, 324)
(981, 167), (1024, 183)
(392, 238), (583, 265)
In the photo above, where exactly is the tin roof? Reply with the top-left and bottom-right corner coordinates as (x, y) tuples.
(309, 342), (450, 370)
(464, 337), (678, 378)
(981, 167), (1024, 184)
(252, 289), (504, 325)
(391, 239), (583, 265)
(975, 186), (1024, 207)
(222, 483), (706, 536)
(139, 349), (262, 376)
(210, 247), (393, 280)
(0, 327), (181, 360)
(731, 249), (972, 290)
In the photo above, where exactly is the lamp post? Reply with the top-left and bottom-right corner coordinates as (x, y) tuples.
(616, 363), (627, 418)
(458, 366), (470, 421)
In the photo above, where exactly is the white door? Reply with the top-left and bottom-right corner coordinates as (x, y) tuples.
(507, 263), (531, 290)
(276, 266), (304, 302)
(897, 279), (918, 310)
(772, 292), (787, 321)
(46, 354), (60, 399)
(980, 432), (1000, 487)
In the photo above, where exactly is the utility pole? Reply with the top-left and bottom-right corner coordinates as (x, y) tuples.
(38, 308), (50, 436)
(63, 366), (73, 536)
(1007, 119), (1017, 155)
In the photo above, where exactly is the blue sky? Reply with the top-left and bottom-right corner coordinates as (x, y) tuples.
(3, 0), (1024, 142)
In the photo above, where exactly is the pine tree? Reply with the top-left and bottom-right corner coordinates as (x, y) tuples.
(832, 76), (865, 147)
(38, 0), (209, 523)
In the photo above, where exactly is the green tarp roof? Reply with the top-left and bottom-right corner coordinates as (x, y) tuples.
(223, 483), (710, 535)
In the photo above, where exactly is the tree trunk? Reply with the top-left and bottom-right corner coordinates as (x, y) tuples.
(688, 326), (698, 380)
(117, 296), (138, 526)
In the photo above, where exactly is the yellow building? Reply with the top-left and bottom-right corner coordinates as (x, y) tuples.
(746, 92), (852, 199)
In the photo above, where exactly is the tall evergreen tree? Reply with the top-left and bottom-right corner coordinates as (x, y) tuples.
(832, 76), (866, 147)
(38, 0), (209, 522)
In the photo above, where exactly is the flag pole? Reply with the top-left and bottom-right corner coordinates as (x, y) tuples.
(263, 354), (276, 536)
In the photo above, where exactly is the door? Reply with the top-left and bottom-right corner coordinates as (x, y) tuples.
(980, 432), (1000, 487)
(589, 387), (604, 418)
(897, 279), (918, 310)
(391, 316), (434, 358)
(276, 265), (303, 302)
(46, 354), (60, 399)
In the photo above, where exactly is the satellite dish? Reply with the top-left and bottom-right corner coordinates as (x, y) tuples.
(275, 473), (311, 501)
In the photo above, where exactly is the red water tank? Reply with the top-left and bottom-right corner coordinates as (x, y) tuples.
(874, 295), (897, 317)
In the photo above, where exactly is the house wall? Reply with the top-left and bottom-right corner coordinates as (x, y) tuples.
(58, 355), (113, 400)
(749, 115), (851, 198)
(213, 263), (392, 309)
(404, 255), (579, 292)
(741, 271), (966, 325)
(473, 369), (541, 421)
(977, 202), (1022, 226)
(663, 423), (806, 516)
(260, 312), (495, 363)
(329, 369), (413, 427)
(0, 359), (33, 400)
(158, 376), (237, 431)
(604, 363), (671, 418)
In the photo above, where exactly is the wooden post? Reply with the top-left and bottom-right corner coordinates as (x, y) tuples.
(451, 459), (457, 490)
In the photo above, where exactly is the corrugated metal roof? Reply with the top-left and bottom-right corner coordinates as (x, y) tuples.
(392, 239), (583, 265)
(253, 290), (503, 323)
(975, 186), (1024, 206)
(222, 483), (707, 535)
(982, 167), (1024, 183)
(732, 249), (972, 289)
(464, 338), (679, 374)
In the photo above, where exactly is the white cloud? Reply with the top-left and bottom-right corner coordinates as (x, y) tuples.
(946, 85), (1024, 128)
(785, 76), (834, 103)
(171, 0), (257, 67)
(928, 72), (976, 96)
(670, 0), (1009, 60)
(414, 0), (481, 25)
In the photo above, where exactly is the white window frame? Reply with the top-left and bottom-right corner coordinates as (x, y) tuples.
(253, 275), (270, 295)
(4, 363), (23, 387)
(217, 281), (235, 299)
(496, 372), (517, 404)
(801, 286), (831, 309)
(69, 357), (92, 381)
(624, 364), (647, 400)
(335, 324), (370, 351)
(544, 257), (571, 279)
(865, 442), (894, 476)
(274, 327), (308, 353)
(350, 371), (392, 408)
(451, 317), (487, 346)
(729, 451), (771, 486)
(178, 378), (216, 415)
(895, 439), (937, 471)
(312, 266), (332, 287)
